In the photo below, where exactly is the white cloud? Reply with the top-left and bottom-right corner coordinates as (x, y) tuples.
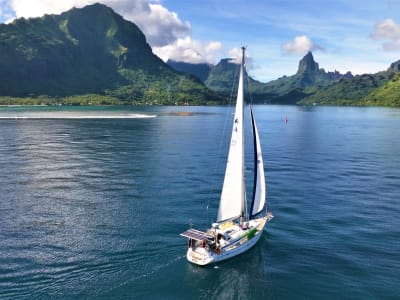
(8, 0), (189, 47)
(110, 2), (191, 47)
(9, 0), (91, 18)
(228, 47), (242, 64)
(226, 47), (254, 71)
(371, 18), (400, 51)
(5, 0), (223, 63)
(281, 35), (323, 55)
(371, 18), (400, 40)
(0, 0), (16, 21)
(153, 37), (222, 64)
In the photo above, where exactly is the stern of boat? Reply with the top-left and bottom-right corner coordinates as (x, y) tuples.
(180, 228), (216, 266)
(187, 247), (214, 266)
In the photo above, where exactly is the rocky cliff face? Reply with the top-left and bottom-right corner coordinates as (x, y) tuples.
(297, 51), (320, 74)
(296, 51), (353, 81)
(388, 60), (400, 72)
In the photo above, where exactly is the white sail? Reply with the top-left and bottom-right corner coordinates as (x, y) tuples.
(251, 110), (266, 217)
(217, 51), (245, 222)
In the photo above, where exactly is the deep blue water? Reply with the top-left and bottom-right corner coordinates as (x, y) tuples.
(0, 105), (399, 299)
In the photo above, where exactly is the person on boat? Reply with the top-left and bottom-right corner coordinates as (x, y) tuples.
(240, 222), (249, 230)
(216, 233), (224, 243)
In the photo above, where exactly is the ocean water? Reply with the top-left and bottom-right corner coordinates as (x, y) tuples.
(0, 105), (399, 299)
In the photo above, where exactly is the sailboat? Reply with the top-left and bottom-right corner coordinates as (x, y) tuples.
(180, 47), (273, 266)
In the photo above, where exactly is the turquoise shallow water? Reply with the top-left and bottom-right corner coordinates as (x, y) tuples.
(0, 105), (399, 299)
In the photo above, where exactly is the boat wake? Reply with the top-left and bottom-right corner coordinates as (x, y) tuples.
(0, 113), (157, 120)
(98, 254), (186, 297)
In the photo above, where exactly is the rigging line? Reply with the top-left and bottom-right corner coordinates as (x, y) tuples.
(219, 59), (240, 159)
(242, 50), (254, 221)
(245, 61), (255, 107)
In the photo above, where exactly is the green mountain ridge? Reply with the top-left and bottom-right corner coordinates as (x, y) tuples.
(298, 63), (400, 106)
(166, 59), (212, 82)
(2, 3), (399, 106)
(0, 3), (222, 105)
(169, 52), (400, 106)
(169, 52), (356, 104)
(360, 73), (400, 106)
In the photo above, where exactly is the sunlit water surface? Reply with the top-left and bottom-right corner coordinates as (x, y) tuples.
(0, 105), (399, 299)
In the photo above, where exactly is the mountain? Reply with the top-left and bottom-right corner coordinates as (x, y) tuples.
(361, 73), (400, 106)
(388, 60), (400, 72)
(0, 3), (222, 105)
(358, 74), (400, 106)
(298, 61), (400, 106)
(168, 51), (353, 104)
(167, 58), (275, 101)
(166, 60), (212, 82)
(259, 52), (353, 104)
(297, 51), (319, 74)
(167, 51), (400, 106)
(205, 58), (241, 93)
(296, 51), (353, 84)
(204, 58), (273, 102)
(3, 4), (398, 107)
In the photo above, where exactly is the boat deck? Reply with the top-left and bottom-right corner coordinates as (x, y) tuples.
(181, 216), (272, 265)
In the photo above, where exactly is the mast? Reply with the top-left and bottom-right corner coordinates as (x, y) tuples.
(217, 47), (246, 222)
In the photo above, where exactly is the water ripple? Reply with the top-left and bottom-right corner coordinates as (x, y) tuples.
(0, 106), (399, 299)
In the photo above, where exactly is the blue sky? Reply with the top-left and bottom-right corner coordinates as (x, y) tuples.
(1, 0), (400, 82)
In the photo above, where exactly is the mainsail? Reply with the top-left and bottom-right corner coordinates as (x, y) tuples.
(217, 49), (246, 222)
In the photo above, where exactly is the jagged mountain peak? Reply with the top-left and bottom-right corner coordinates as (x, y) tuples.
(297, 51), (320, 74)
(68, 2), (112, 13)
(388, 60), (400, 72)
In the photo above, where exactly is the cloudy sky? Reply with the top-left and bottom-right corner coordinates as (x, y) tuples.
(1, 0), (400, 82)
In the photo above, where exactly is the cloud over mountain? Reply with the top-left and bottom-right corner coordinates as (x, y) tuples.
(154, 37), (222, 64)
(281, 35), (323, 55)
(371, 18), (400, 51)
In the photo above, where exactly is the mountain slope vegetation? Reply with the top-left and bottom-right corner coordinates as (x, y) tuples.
(361, 73), (400, 106)
(299, 68), (399, 106)
(0, 3), (222, 105)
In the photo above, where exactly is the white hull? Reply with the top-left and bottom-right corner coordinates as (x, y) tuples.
(185, 215), (272, 266)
